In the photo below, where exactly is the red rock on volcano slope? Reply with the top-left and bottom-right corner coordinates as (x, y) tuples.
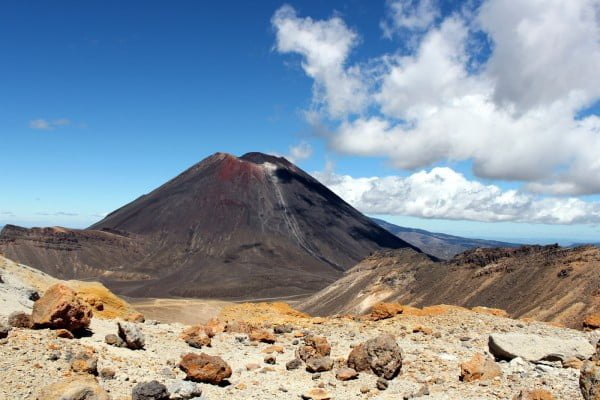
(1, 152), (417, 299)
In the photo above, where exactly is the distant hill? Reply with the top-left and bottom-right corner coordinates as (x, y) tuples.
(372, 217), (520, 260)
(0, 152), (416, 299)
(300, 244), (600, 328)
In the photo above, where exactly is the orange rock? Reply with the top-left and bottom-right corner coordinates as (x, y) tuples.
(336, 367), (358, 381)
(513, 389), (555, 400)
(206, 318), (226, 334)
(124, 312), (145, 323)
(460, 353), (502, 382)
(55, 329), (74, 339)
(583, 314), (600, 330)
(31, 284), (92, 331)
(225, 320), (256, 334)
(296, 335), (331, 362)
(302, 388), (331, 400)
(472, 306), (509, 318)
(180, 326), (212, 348)
(368, 303), (404, 321)
(262, 345), (284, 354)
(179, 353), (232, 385)
(412, 325), (433, 335)
(248, 329), (276, 344)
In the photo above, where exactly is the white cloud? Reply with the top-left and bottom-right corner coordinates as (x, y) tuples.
(29, 118), (72, 130)
(287, 141), (313, 162)
(380, 0), (439, 38)
(315, 167), (600, 224)
(272, 0), (600, 196)
(271, 5), (368, 117)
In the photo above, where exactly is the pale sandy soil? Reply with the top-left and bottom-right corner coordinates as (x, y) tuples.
(128, 298), (232, 325)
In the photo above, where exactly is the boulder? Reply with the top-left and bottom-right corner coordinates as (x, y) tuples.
(584, 314), (600, 330)
(306, 356), (334, 372)
(180, 326), (211, 348)
(336, 367), (358, 381)
(31, 284), (92, 331)
(459, 353), (502, 382)
(580, 361), (600, 400)
(8, 311), (32, 328)
(248, 329), (276, 344)
(70, 348), (98, 375)
(347, 334), (402, 379)
(179, 352), (232, 384)
(488, 333), (595, 362)
(35, 376), (109, 400)
(368, 303), (403, 321)
(132, 380), (169, 400)
(296, 335), (331, 362)
(166, 380), (202, 399)
(117, 322), (145, 350)
(513, 389), (555, 400)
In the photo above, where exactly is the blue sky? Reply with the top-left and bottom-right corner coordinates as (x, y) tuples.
(1, 0), (599, 244)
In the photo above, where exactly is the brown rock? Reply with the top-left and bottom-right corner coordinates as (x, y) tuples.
(99, 367), (116, 380)
(460, 353), (502, 382)
(179, 352), (232, 384)
(513, 389), (555, 400)
(368, 303), (404, 320)
(262, 345), (284, 354)
(35, 376), (109, 400)
(580, 360), (600, 400)
(583, 314), (600, 330)
(301, 388), (331, 400)
(296, 335), (331, 362)
(7, 311), (32, 328)
(336, 367), (358, 381)
(347, 334), (402, 379)
(31, 284), (92, 331)
(562, 357), (584, 369)
(206, 318), (226, 335)
(124, 312), (145, 323)
(246, 363), (260, 371)
(412, 325), (433, 335)
(249, 329), (276, 344)
(55, 328), (75, 339)
(225, 320), (255, 334)
(181, 325), (212, 348)
(306, 356), (334, 372)
(70, 348), (98, 375)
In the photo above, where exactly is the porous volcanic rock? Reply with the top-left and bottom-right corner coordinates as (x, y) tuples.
(179, 352), (232, 385)
(132, 380), (170, 400)
(347, 334), (402, 379)
(117, 322), (145, 350)
(180, 325), (212, 348)
(7, 311), (32, 328)
(368, 303), (404, 321)
(296, 335), (331, 362)
(31, 283), (92, 331)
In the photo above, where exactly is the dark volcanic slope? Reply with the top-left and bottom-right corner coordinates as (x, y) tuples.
(300, 245), (600, 328)
(1, 152), (416, 299)
(372, 218), (519, 260)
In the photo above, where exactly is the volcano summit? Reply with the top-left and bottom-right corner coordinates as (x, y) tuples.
(0, 152), (416, 299)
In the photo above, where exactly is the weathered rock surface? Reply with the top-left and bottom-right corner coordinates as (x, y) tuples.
(7, 311), (32, 328)
(248, 329), (276, 344)
(306, 356), (334, 372)
(117, 321), (145, 350)
(35, 376), (109, 400)
(31, 283), (92, 331)
(513, 389), (555, 400)
(70, 348), (98, 375)
(584, 314), (600, 330)
(297, 335), (331, 362)
(368, 303), (404, 321)
(459, 353), (502, 382)
(132, 380), (170, 400)
(105, 333), (125, 347)
(336, 367), (359, 381)
(180, 325), (212, 348)
(179, 352), (232, 384)
(580, 361), (600, 400)
(167, 380), (202, 399)
(489, 333), (595, 362)
(347, 334), (402, 379)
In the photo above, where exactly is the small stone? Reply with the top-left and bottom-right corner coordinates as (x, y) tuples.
(117, 322), (145, 350)
(336, 368), (358, 381)
(376, 377), (389, 390)
(166, 380), (202, 400)
(7, 311), (32, 328)
(292, 339), (299, 345)
(312, 373), (321, 380)
(286, 358), (302, 370)
(132, 380), (169, 400)
(55, 329), (74, 339)
(246, 363), (261, 371)
(262, 345), (284, 354)
(180, 325), (211, 349)
(274, 324), (293, 334)
(360, 386), (370, 394)
(125, 312), (145, 323)
(306, 356), (334, 372)
(301, 388), (331, 400)
(264, 355), (276, 365)
(27, 289), (40, 301)
(105, 333), (125, 347)
(99, 367), (116, 380)
(47, 351), (61, 361)
(248, 329), (276, 344)
(0, 324), (10, 339)
(70, 349), (98, 375)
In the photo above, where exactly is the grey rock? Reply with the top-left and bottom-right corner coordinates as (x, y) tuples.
(273, 324), (293, 334)
(0, 324), (10, 339)
(489, 333), (595, 362)
(306, 356), (334, 372)
(132, 380), (169, 400)
(376, 377), (388, 390)
(286, 358), (302, 370)
(167, 380), (202, 399)
(105, 333), (125, 347)
(117, 322), (145, 350)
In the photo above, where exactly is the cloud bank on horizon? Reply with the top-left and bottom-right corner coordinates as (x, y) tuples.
(272, 0), (600, 224)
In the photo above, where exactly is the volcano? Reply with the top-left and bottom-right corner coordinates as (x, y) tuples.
(0, 152), (416, 299)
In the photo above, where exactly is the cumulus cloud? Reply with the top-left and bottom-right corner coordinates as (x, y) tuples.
(315, 167), (600, 224)
(287, 141), (313, 162)
(271, 5), (368, 117)
(272, 0), (600, 196)
(29, 118), (71, 130)
(380, 0), (439, 38)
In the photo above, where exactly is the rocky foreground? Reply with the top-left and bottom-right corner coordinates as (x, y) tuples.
(2, 255), (600, 400)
